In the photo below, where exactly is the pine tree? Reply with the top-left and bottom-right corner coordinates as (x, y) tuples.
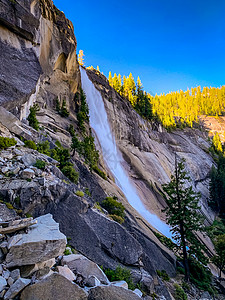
(108, 71), (113, 86)
(212, 132), (223, 154)
(211, 234), (225, 279)
(162, 156), (206, 281)
(78, 50), (85, 66)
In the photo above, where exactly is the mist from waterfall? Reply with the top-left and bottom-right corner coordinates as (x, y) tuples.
(80, 67), (172, 239)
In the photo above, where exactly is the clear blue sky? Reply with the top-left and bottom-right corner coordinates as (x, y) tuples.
(54, 0), (225, 95)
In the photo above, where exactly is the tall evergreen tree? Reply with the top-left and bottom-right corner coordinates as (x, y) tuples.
(162, 156), (206, 281)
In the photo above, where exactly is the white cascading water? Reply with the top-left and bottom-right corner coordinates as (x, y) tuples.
(80, 67), (172, 239)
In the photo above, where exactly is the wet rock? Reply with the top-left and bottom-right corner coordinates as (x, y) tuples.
(0, 276), (7, 292)
(4, 277), (31, 300)
(20, 273), (88, 300)
(88, 285), (141, 300)
(6, 214), (66, 268)
(57, 266), (76, 281)
(61, 254), (109, 285)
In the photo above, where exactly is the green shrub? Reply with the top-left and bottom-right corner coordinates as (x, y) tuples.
(110, 214), (124, 224)
(101, 197), (125, 218)
(68, 124), (75, 137)
(61, 165), (79, 183)
(85, 188), (91, 196)
(34, 159), (46, 170)
(181, 281), (190, 292)
(56, 99), (69, 117)
(0, 137), (17, 150)
(174, 284), (187, 300)
(27, 105), (39, 130)
(37, 141), (51, 156)
(92, 165), (107, 180)
(64, 248), (71, 256)
(75, 190), (84, 197)
(104, 266), (135, 290)
(5, 202), (14, 210)
(189, 258), (213, 293)
(156, 270), (170, 281)
(24, 140), (37, 150)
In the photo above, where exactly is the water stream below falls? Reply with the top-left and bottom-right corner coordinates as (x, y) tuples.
(80, 67), (172, 239)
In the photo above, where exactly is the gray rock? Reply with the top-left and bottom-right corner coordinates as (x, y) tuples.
(133, 288), (143, 298)
(0, 276), (7, 292)
(1, 167), (9, 174)
(21, 168), (35, 179)
(21, 258), (55, 277)
(10, 166), (20, 175)
(84, 275), (101, 287)
(21, 154), (37, 167)
(6, 214), (66, 268)
(0, 265), (3, 275)
(4, 277), (31, 300)
(9, 269), (20, 282)
(88, 286), (141, 300)
(57, 266), (76, 282)
(2, 270), (10, 280)
(20, 273), (87, 300)
(110, 281), (128, 289)
(139, 270), (154, 294)
(7, 277), (14, 286)
(61, 254), (109, 285)
(0, 241), (8, 254)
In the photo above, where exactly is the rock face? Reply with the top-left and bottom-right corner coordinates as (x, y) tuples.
(86, 70), (215, 225)
(0, 0), (79, 117)
(20, 273), (88, 300)
(6, 214), (66, 268)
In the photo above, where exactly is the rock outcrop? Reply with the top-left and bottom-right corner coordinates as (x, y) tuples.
(0, 0), (79, 118)
(6, 214), (67, 268)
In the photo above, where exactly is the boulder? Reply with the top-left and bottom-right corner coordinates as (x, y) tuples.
(10, 269), (20, 282)
(0, 218), (37, 235)
(61, 254), (109, 284)
(20, 273), (88, 300)
(84, 275), (101, 287)
(21, 258), (56, 277)
(6, 214), (66, 268)
(4, 278), (31, 300)
(88, 286), (141, 300)
(133, 288), (143, 298)
(21, 154), (37, 168)
(21, 168), (35, 179)
(110, 281), (128, 289)
(0, 276), (7, 292)
(57, 266), (76, 282)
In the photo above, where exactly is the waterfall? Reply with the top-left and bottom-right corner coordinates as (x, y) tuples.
(80, 67), (172, 239)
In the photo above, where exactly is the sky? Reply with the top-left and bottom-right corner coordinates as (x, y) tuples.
(54, 0), (225, 95)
